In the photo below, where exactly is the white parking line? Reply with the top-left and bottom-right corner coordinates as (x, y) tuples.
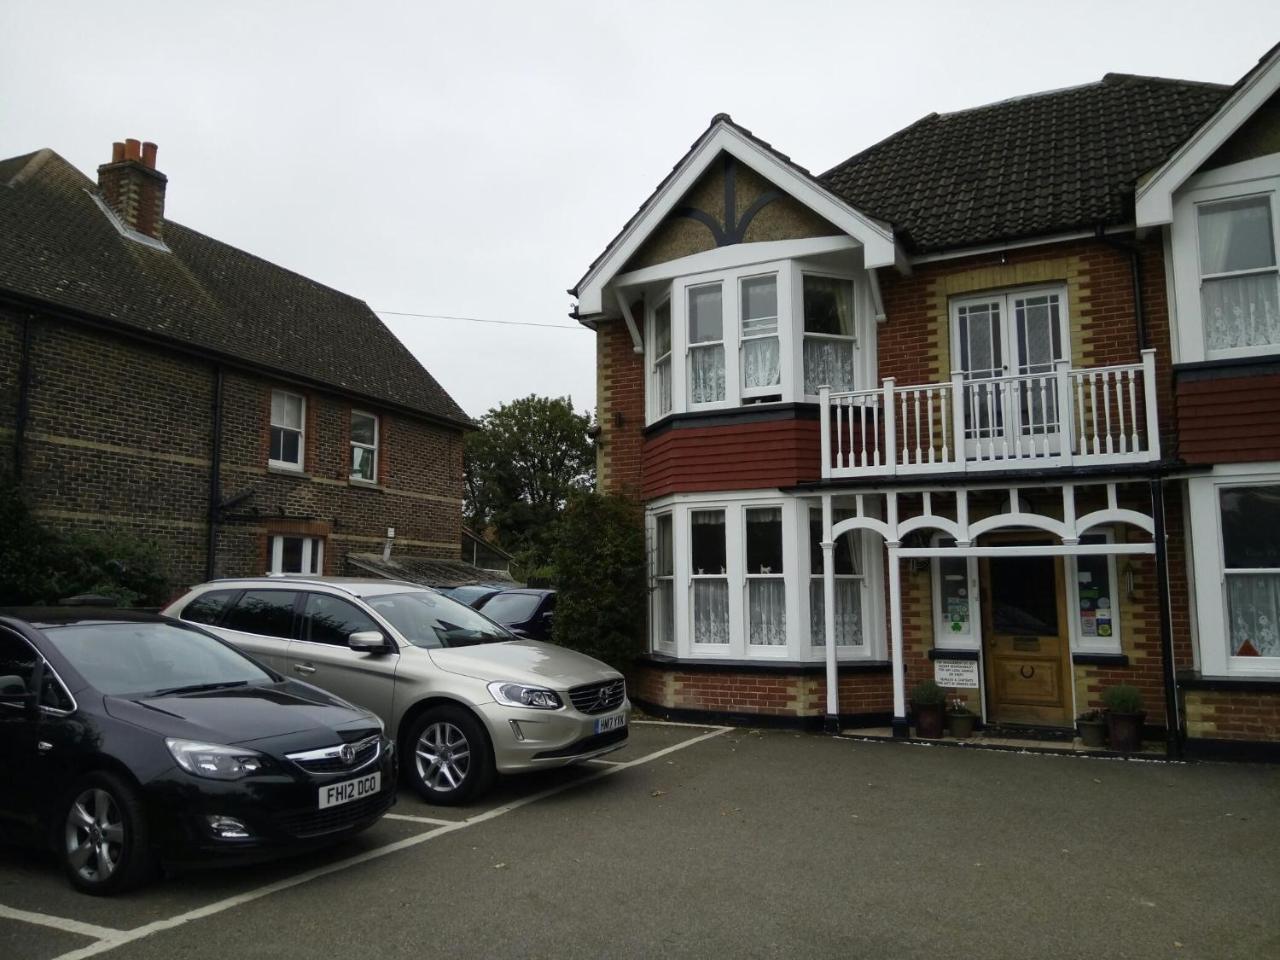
(382, 813), (457, 826)
(632, 719), (732, 730)
(39, 725), (730, 960)
(0, 904), (124, 942)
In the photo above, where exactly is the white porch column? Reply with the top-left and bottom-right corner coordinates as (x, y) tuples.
(887, 542), (907, 736)
(821, 493), (838, 731)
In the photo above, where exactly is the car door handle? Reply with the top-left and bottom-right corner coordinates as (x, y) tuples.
(293, 663), (317, 675)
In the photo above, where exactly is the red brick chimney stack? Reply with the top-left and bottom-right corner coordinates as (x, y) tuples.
(97, 138), (167, 240)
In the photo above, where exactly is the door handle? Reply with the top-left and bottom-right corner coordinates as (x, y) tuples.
(293, 663), (317, 675)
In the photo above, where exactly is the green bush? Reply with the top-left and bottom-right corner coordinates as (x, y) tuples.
(1102, 683), (1144, 715)
(550, 492), (646, 671)
(909, 679), (946, 706)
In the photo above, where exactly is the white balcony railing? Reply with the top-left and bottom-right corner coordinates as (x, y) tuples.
(819, 349), (1161, 479)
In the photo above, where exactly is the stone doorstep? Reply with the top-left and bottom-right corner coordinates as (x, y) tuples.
(838, 726), (1167, 758)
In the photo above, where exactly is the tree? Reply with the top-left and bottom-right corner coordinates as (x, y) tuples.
(551, 492), (647, 670)
(464, 395), (595, 569)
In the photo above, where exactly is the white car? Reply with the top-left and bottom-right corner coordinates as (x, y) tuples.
(165, 578), (629, 804)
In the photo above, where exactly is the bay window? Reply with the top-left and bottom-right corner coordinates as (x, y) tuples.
(653, 513), (674, 650)
(690, 509), (729, 645)
(1220, 485), (1280, 659)
(1198, 195), (1280, 353)
(740, 274), (781, 397)
(652, 299), (673, 417)
(808, 508), (863, 646)
(745, 507), (785, 646)
(803, 274), (856, 395)
(688, 283), (725, 405)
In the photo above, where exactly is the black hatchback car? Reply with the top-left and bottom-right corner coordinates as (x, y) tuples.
(0, 609), (396, 895)
(478, 589), (556, 642)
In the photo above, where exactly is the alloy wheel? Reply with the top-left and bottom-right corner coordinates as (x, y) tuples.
(415, 721), (472, 793)
(65, 788), (125, 885)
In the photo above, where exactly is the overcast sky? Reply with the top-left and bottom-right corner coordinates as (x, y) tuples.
(3, 2), (1277, 420)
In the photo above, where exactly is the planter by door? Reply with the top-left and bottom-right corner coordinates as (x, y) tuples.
(912, 702), (945, 739)
(1107, 711), (1145, 753)
(947, 712), (978, 739)
(1078, 718), (1108, 748)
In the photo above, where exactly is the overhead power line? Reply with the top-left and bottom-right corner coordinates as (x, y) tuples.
(375, 310), (582, 331)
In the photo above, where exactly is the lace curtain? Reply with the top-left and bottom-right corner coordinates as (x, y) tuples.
(743, 337), (781, 389)
(1227, 572), (1280, 657)
(748, 579), (786, 646)
(690, 345), (725, 404)
(803, 337), (855, 394)
(809, 579), (863, 646)
(654, 356), (672, 415)
(654, 580), (674, 646)
(1203, 274), (1280, 351)
(693, 579), (729, 644)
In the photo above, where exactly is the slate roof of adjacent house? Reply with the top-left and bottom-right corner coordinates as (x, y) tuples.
(0, 148), (471, 428)
(819, 74), (1231, 253)
(346, 553), (517, 589)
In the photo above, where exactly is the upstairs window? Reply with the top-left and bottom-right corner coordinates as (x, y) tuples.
(652, 299), (672, 417)
(269, 390), (305, 469)
(688, 282), (725, 405)
(802, 275), (855, 394)
(350, 410), (379, 482)
(1199, 195), (1280, 354)
(740, 274), (781, 398)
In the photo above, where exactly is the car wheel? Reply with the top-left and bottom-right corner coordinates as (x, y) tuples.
(405, 706), (495, 806)
(60, 772), (155, 895)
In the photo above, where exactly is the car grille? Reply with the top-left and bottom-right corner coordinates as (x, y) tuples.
(286, 735), (382, 775)
(533, 726), (628, 760)
(272, 790), (394, 839)
(568, 678), (626, 715)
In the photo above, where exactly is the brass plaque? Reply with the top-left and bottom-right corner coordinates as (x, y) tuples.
(1013, 637), (1040, 651)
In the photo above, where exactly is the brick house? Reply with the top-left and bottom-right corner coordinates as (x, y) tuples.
(0, 139), (470, 591)
(574, 45), (1280, 759)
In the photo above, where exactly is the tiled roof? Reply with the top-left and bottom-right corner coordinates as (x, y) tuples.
(820, 74), (1231, 253)
(346, 553), (516, 589)
(0, 149), (470, 427)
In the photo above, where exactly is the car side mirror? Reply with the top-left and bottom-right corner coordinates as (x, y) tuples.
(348, 631), (391, 654)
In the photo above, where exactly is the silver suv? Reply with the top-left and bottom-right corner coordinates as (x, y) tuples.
(164, 578), (629, 804)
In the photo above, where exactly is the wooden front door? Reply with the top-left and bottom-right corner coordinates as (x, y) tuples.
(981, 552), (1073, 727)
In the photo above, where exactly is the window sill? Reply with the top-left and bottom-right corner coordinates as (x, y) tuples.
(1177, 672), (1280, 692)
(638, 652), (891, 674)
(267, 464), (310, 479)
(1072, 652), (1127, 667)
(348, 478), (383, 491)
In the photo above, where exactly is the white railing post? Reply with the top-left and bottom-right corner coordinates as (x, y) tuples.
(950, 370), (966, 470)
(1055, 359), (1074, 466)
(1141, 348), (1160, 460)
(819, 384), (832, 479)
(882, 378), (897, 476)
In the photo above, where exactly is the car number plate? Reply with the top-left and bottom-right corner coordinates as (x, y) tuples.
(594, 713), (626, 734)
(318, 772), (381, 809)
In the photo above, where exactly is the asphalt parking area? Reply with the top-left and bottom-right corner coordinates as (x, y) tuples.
(4, 722), (1279, 960)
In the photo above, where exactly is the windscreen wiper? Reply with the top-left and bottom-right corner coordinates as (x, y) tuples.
(152, 680), (250, 697)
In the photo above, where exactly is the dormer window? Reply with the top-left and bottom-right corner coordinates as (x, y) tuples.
(802, 274), (856, 395)
(1198, 195), (1280, 353)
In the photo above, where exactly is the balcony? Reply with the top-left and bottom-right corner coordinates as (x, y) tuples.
(819, 349), (1161, 479)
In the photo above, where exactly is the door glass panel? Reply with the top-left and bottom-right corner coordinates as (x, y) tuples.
(1013, 293), (1062, 433)
(957, 300), (1003, 438)
(989, 556), (1059, 635)
(0, 631), (39, 693)
(222, 590), (299, 639)
(305, 594), (381, 646)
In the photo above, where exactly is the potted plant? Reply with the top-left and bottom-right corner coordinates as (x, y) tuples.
(1102, 684), (1145, 753)
(1076, 708), (1108, 748)
(909, 679), (947, 739)
(946, 697), (978, 739)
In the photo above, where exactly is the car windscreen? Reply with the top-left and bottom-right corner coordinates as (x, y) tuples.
(363, 591), (511, 649)
(479, 593), (542, 625)
(43, 622), (275, 697)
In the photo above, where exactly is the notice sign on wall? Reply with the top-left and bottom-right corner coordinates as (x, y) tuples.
(934, 658), (980, 688)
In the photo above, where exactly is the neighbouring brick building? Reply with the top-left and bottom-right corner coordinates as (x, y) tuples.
(574, 44), (1280, 759)
(0, 139), (471, 591)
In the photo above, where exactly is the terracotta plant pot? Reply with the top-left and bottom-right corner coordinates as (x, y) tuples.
(912, 701), (946, 739)
(1078, 718), (1108, 748)
(947, 712), (978, 739)
(1106, 711), (1146, 753)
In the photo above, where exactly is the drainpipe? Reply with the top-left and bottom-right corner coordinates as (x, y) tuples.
(1150, 477), (1183, 760)
(1098, 225), (1147, 352)
(205, 365), (225, 580)
(13, 313), (33, 481)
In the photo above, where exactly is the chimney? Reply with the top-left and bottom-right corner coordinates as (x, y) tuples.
(97, 138), (167, 240)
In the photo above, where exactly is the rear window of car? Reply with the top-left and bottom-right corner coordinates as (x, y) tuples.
(480, 593), (542, 624)
(181, 589), (238, 626)
(220, 590), (299, 639)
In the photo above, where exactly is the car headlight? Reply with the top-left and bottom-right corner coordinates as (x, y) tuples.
(166, 739), (268, 780)
(487, 682), (563, 710)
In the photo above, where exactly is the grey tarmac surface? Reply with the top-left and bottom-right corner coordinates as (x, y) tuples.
(3, 723), (1279, 960)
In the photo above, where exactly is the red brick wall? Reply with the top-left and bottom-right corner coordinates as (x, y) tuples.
(641, 418), (821, 499)
(1184, 690), (1280, 741)
(595, 318), (645, 497)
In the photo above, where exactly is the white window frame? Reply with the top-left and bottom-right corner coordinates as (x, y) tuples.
(1189, 467), (1280, 677)
(269, 389), (306, 471)
(799, 269), (860, 399)
(350, 409), (379, 483)
(930, 536), (981, 651)
(743, 505), (787, 650)
(684, 279), (729, 410)
(1171, 157), (1280, 363)
(647, 296), (673, 421)
(688, 506), (734, 652)
(739, 272), (783, 400)
(1067, 530), (1122, 656)
(269, 535), (324, 575)
(650, 511), (676, 654)
(802, 505), (876, 657)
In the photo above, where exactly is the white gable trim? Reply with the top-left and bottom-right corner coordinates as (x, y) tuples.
(574, 121), (897, 317)
(1136, 48), (1280, 227)
(612, 235), (859, 289)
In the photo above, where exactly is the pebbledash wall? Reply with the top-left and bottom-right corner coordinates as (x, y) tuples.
(600, 235), (1196, 731)
(0, 304), (465, 592)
